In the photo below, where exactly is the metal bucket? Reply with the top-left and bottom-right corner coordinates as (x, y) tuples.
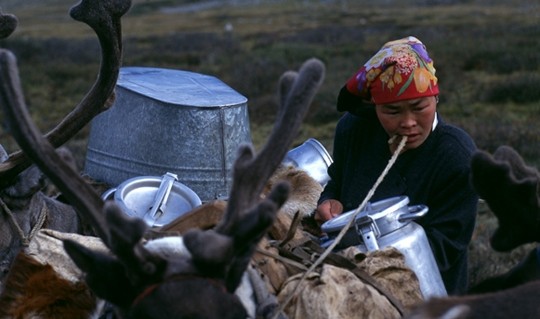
(282, 138), (333, 186)
(320, 196), (447, 299)
(84, 67), (251, 202)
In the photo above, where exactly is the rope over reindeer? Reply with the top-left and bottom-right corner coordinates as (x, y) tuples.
(0, 6), (326, 313)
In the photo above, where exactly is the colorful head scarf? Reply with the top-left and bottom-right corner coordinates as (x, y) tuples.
(344, 36), (439, 105)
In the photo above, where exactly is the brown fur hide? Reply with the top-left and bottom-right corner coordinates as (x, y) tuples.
(0, 253), (98, 319)
(161, 165), (322, 235)
(0, 230), (108, 319)
(278, 263), (403, 319)
(263, 165), (323, 218)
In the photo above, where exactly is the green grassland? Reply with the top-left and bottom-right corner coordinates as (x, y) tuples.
(0, 0), (539, 287)
(1, 0), (539, 168)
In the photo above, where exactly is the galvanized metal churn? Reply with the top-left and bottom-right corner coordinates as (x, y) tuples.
(320, 195), (448, 298)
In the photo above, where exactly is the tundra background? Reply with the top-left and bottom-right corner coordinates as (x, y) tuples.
(0, 0), (538, 287)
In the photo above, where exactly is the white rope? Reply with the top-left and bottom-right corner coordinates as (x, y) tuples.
(0, 197), (48, 246)
(273, 135), (408, 317)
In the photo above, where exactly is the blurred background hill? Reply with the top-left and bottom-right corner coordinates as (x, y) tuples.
(1, 0), (539, 165)
(0, 0), (539, 288)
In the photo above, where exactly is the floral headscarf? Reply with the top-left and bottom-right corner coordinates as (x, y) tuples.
(345, 36), (439, 105)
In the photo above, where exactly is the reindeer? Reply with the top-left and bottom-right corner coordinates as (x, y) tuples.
(0, 0), (128, 291)
(0, 3), (326, 316)
(404, 145), (540, 319)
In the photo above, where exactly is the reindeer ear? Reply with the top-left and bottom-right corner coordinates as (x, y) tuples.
(63, 239), (138, 307)
(2, 165), (45, 199)
(105, 201), (147, 248)
(471, 147), (540, 251)
(63, 239), (103, 274)
(183, 229), (234, 271)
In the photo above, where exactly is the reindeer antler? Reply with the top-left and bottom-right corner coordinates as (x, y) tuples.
(182, 58), (326, 292)
(0, 10), (17, 39)
(0, 0), (130, 187)
(470, 145), (540, 251)
(218, 59), (326, 234)
(0, 0), (132, 238)
(0, 49), (109, 240)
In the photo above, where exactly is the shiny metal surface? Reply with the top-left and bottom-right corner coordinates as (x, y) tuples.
(355, 222), (447, 299)
(107, 174), (202, 228)
(141, 172), (178, 227)
(84, 67), (251, 202)
(320, 196), (446, 299)
(283, 138), (333, 186)
(321, 196), (428, 237)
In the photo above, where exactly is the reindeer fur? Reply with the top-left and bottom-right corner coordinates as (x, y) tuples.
(470, 145), (540, 251)
(0, 170), (81, 288)
(405, 280), (540, 319)
(0, 253), (101, 319)
(263, 164), (323, 218)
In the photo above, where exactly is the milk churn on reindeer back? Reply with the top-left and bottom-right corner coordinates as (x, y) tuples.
(320, 195), (448, 299)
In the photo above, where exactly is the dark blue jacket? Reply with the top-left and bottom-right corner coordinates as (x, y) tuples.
(319, 108), (478, 295)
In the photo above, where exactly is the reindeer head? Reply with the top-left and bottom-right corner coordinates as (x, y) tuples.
(470, 145), (540, 252)
(0, 3), (325, 314)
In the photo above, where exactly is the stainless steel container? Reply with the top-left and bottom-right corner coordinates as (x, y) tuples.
(320, 196), (447, 298)
(84, 67), (251, 202)
(282, 138), (333, 186)
(102, 172), (202, 228)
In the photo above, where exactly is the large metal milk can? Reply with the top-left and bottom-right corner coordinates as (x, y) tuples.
(320, 196), (447, 299)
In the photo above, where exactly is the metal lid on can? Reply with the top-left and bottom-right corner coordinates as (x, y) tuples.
(320, 196), (428, 251)
(107, 172), (202, 228)
(321, 196), (428, 236)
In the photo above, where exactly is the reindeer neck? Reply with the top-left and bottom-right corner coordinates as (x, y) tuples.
(131, 273), (227, 308)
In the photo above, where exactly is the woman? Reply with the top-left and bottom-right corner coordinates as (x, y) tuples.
(315, 36), (478, 295)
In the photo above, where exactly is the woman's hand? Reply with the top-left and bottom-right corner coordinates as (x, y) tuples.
(314, 199), (344, 224)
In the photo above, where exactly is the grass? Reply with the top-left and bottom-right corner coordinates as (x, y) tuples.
(1, 0), (539, 288)
(0, 0), (537, 161)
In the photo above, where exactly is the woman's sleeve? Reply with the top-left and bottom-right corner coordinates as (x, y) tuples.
(419, 140), (479, 293)
(317, 115), (350, 205)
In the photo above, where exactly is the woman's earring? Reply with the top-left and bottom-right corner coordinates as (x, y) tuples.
(435, 96), (439, 104)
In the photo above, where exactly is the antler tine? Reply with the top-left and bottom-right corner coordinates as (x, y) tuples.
(0, 0), (131, 187)
(492, 145), (540, 181)
(182, 59), (325, 293)
(471, 146), (540, 251)
(0, 10), (18, 39)
(219, 58), (325, 234)
(0, 50), (109, 241)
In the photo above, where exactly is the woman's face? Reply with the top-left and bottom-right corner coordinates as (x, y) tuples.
(375, 96), (437, 152)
